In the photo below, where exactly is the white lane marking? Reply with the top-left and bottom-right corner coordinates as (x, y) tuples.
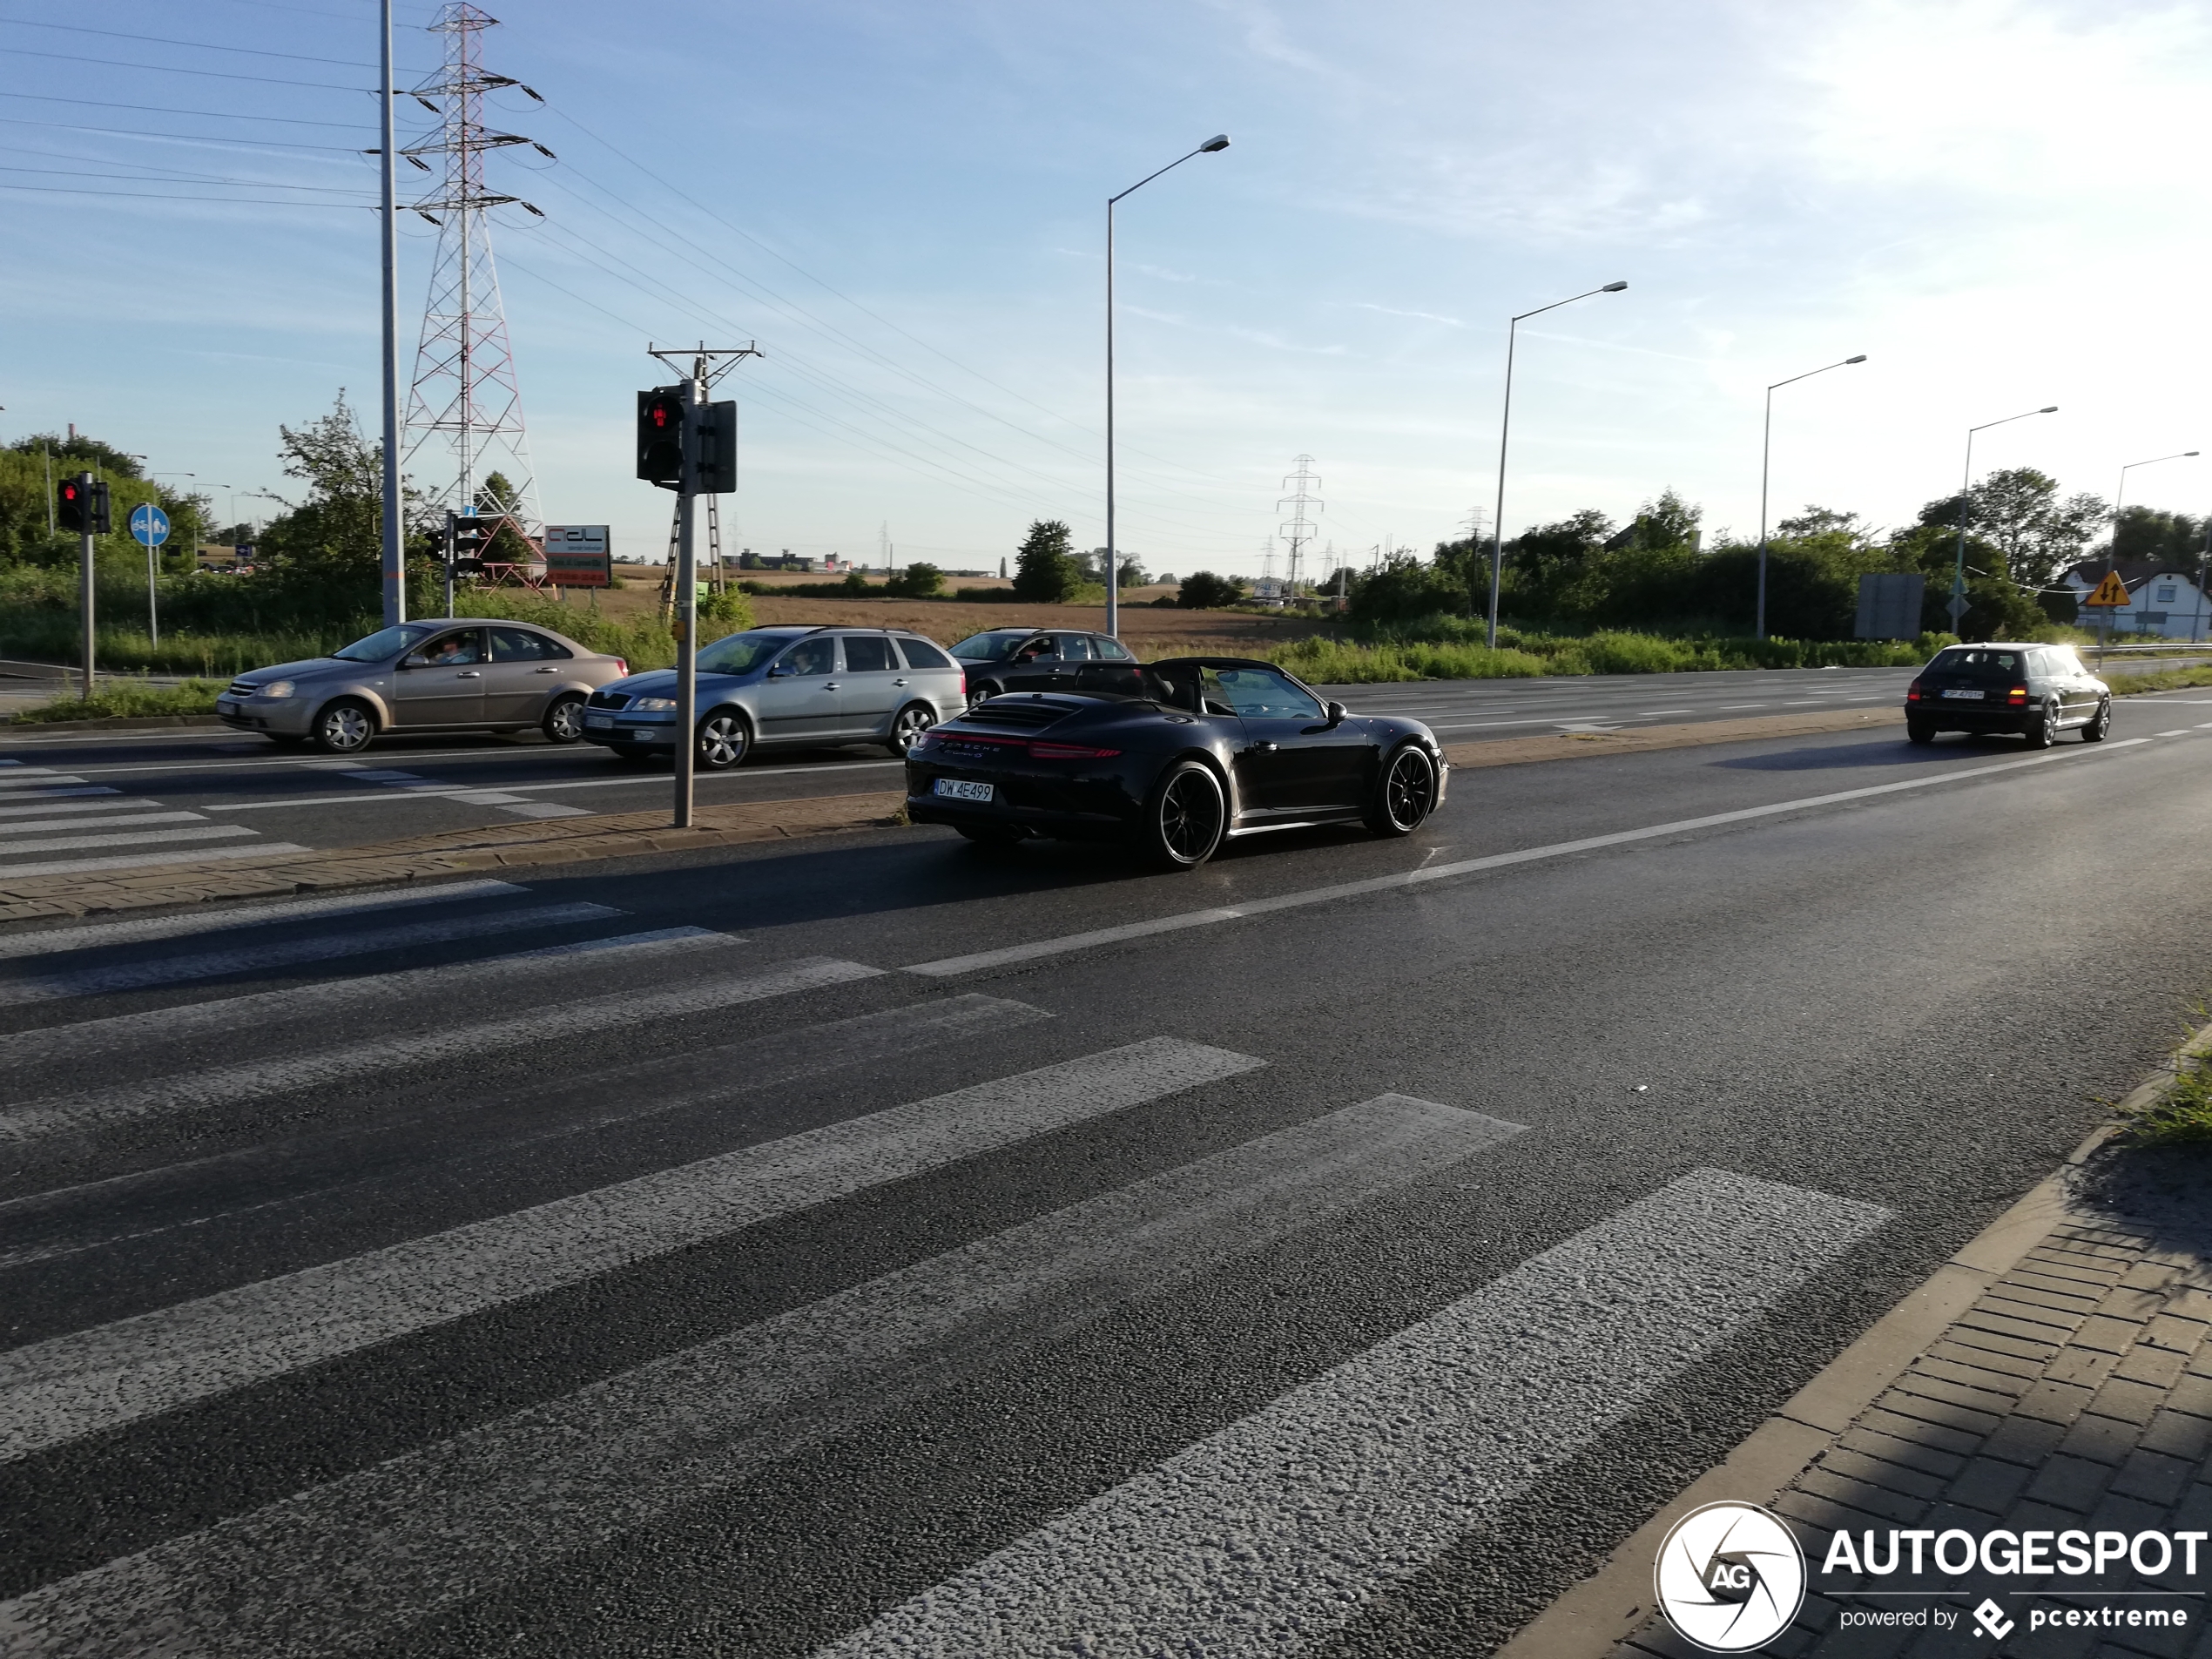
(0, 824), (257, 860)
(0, 1095), (1522, 1648)
(0, 992), (1049, 1272)
(0, 901), (624, 1006)
(0, 786), (120, 801)
(496, 801), (592, 819)
(818, 1168), (1890, 1659)
(0, 811), (206, 838)
(906, 738), (2156, 977)
(0, 773), (88, 788)
(0, 953), (865, 1143)
(0, 879), (525, 961)
(0, 798), (159, 820)
(444, 791), (527, 805)
(0, 843), (312, 880)
(1636, 708), (1696, 717)
(2195, 721), (2212, 730)
(0, 927), (733, 1070)
(333, 769), (422, 783)
(1716, 702), (1769, 709)
(2155, 729), (2193, 738)
(1425, 715), (1607, 732)
(0, 1037), (1263, 1462)
(192, 758), (908, 809)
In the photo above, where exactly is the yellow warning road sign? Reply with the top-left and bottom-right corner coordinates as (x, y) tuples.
(2081, 570), (2131, 608)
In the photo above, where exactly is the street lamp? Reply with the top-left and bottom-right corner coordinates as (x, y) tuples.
(1756, 355), (1865, 638)
(2106, 449), (2201, 653)
(1104, 132), (1230, 640)
(1484, 280), (1628, 649)
(1951, 407), (2056, 639)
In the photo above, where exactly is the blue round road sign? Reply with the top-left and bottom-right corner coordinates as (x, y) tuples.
(129, 502), (171, 548)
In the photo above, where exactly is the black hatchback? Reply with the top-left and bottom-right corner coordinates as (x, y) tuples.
(948, 629), (1140, 703)
(1905, 642), (2112, 747)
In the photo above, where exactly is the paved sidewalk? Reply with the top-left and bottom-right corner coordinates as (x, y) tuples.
(1615, 1208), (2212, 1657)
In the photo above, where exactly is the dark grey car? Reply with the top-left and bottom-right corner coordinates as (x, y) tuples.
(1905, 642), (2112, 747)
(948, 629), (1139, 704)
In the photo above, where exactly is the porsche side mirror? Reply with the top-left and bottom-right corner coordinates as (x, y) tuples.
(1325, 701), (1349, 725)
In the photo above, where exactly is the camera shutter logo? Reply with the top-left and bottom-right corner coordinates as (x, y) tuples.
(1655, 1501), (1807, 1652)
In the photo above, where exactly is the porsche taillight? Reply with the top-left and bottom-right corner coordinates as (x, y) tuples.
(1029, 741), (1123, 760)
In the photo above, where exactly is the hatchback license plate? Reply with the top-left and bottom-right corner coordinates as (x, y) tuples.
(585, 712), (615, 727)
(934, 778), (995, 802)
(1940, 689), (1984, 700)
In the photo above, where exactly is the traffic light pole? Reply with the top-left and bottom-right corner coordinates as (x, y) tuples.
(77, 471), (95, 700)
(673, 363), (702, 829)
(443, 509), (458, 617)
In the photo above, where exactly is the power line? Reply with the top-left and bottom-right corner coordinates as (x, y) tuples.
(0, 45), (372, 90)
(0, 90), (372, 128)
(0, 181), (366, 206)
(0, 17), (435, 73)
(0, 159), (371, 194)
(0, 114), (377, 153)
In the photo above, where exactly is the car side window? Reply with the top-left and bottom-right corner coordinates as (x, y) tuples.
(842, 636), (896, 672)
(1013, 636), (1054, 664)
(416, 629), (482, 666)
(779, 637), (836, 676)
(896, 637), (954, 670)
(1092, 637), (1133, 660)
(1197, 668), (1238, 718)
(1217, 666), (1324, 721)
(489, 628), (567, 662)
(1060, 636), (1094, 661)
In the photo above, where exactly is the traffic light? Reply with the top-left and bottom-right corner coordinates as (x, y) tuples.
(89, 482), (111, 534)
(637, 387), (687, 489)
(695, 401), (738, 494)
(449, 516), (493, 573)
(57, 477), (86, 533)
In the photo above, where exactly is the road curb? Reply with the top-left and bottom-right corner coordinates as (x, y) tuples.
(1494, 1035), (2212, 1659)
(0, 791), (908, 923)
(0, 713), (226, 733)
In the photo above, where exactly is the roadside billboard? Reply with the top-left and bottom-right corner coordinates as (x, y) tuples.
(544, 524), (612, 588)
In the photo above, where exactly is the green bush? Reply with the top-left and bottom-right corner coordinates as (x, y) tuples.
(11, 677), (224, 723)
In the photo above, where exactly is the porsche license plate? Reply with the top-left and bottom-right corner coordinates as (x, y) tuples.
(1940, 689), (1984, 700)
(934, 778), (995, 802)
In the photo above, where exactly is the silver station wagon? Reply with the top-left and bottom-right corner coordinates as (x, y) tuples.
(580, 624), (968, 769)
(216, 618), (631, 754)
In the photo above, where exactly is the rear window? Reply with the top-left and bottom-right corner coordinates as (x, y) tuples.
(842, 636), (896, 672)
(897, 637), (953, 670)
(1929, 648), (2027, 681)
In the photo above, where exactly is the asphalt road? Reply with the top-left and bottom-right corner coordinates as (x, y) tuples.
(0, 666), (1925, 881)
(5, 696), (2212, 1654)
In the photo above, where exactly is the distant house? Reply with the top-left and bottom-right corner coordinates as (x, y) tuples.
(2060, 560), (2212, 639)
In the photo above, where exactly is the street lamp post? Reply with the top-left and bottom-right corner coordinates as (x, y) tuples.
(1952, 407), (2057, 641)
(1484, 280), (1628, 649)
(2107, 449), (2201, 656)
(1104, 134), (1229, 641)
(1756, 355), (1865, 638)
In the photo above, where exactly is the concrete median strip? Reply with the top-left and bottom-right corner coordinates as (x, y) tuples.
(0, 705), (1933, 926)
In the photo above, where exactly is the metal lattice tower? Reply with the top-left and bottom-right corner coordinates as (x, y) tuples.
(1278, 455), (1323, 597)
(402, 3), (546, 540)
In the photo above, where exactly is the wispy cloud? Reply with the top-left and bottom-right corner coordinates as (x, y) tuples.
(1351, 301), (1466, 327)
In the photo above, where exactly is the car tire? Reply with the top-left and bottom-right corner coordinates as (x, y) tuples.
(887, 702), (936, 757)
(543, 693), (587, 745)
(695, 708), (752, 771)
(2082, 698), (2113, 742)
(968, 679), (1002, 706)
(955, 823), (1024, 846)
(1905, 720), (1935, 745)
(2026, 698), (2062, 749)
(310, 698), (377, 755)
(1137, 759), (1226, 871)
(1365, 743), (1439, 837)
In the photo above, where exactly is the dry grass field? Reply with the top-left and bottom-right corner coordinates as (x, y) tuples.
(566, 576), (1332, 658)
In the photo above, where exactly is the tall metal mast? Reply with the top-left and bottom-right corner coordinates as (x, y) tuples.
(402, 3), (546, 550)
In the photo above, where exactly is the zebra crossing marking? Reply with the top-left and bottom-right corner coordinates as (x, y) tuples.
(0, 1094), (1511, 1651)
(0, 900), (625, 1006)
(817, 1167), (1889, 1658)
(0, 879), (527, 962)
(0, 1038), (1259, 1460)
(0, 951), (867, 1144)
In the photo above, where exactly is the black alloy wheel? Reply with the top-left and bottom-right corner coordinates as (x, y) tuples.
(968, 680), (1002, 707)
(311, 698), (376, 755)
(1139, 759), (1226, 871)
(1905, 720), (1935, 745)
(543, 693), (587, 744)
(1366, 744), (1439, 836)
(696, 709), (752, 771)
(2025, 698), (2062, 749)
(2083, 698), (2113, 743)
(887, 703), (936, 757)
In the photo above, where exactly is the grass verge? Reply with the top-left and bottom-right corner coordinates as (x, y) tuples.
(2119, 1051), (2212, 1145)
(10, 678), (226, 723)
(2105, 664), (2212, 695)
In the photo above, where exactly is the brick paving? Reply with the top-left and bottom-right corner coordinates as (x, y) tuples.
(1611, 1216), (2212, 1657)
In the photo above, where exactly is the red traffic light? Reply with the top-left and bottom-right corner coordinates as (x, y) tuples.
(645, 397), (682, 431)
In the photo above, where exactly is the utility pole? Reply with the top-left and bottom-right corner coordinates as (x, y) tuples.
(379, 0), (403, 626)
(645, 341), (759, 828)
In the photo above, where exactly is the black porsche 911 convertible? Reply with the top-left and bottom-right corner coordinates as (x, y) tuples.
(905, 657), (1447, 869)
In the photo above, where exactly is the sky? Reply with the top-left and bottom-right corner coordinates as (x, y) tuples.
(3, 0), (2209, 576)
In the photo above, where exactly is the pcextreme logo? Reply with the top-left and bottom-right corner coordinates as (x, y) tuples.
(1655, 1502), (1808, 1653)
